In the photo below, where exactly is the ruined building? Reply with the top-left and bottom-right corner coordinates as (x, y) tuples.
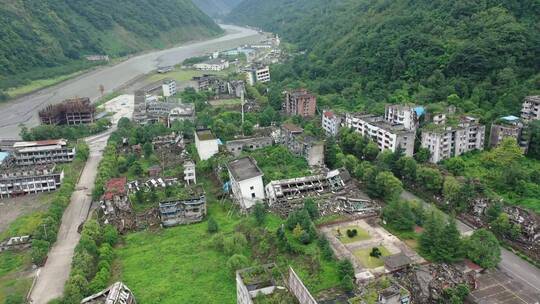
(384, 104), (422, 131)
(81, 282), (136, 304)
(159, 192), (207, 227)
(521, 95), (540, 122)
(183, 160), (196, 185)
(227, 157), (265, 212)
(226, 136), (273, 156)
(265, 169), (346, 206)
(100, 177), (130, 215)
(281, 123), (325, 167)
(38, 97), (96, 126)
(421, 116), (485, 163)
(489, 115), (528, 151)
(0, 160), (63, 199)
(283, 89), (317, 117)
(322, 110), (342, 137)
(12, 139), (75, 166)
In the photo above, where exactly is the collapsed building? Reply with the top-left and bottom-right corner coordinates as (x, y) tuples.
(101, 177), (131, 215)
(80, 282), (136, 304)
(0, 160), (64, 199)
(236, 264), (317, 304)
(227, 156), (266, 212)
(159, 191), (207, 227)
(280, 123), (325, 167)
(39, 97), (96, 126)
(132, 91), (195, 126)
(0, 236), (31, 252)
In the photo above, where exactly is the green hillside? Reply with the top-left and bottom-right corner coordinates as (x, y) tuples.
(0, 0), (223, 92)
(227, 0), (540, 121)
(192, 0), (243, 17)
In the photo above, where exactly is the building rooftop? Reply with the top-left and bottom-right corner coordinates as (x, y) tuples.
(227, 156), (264, 181)
(13, 139), (67, 148)
(102, 177), (127, 201)
(281, 123), (303, 133)
(384, 253), (412, 270)
(289, 89), (315, 98)
(371, 120), (414, 134)
(0, 152), (10, 164)
(196, 129), (216, 141)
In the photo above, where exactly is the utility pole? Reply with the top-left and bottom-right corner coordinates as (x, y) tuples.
(241, 89), (245, 136)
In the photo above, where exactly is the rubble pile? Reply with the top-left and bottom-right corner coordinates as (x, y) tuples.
(394, 263), (474, 304)
(127, 177), (179, 193)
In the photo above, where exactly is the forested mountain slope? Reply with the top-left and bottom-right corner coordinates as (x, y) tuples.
(192, 0), (243, 17)
(0, 0), (222, 88)
(227, 0), (540, 120)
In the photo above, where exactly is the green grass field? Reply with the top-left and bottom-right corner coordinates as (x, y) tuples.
(335, 226), (370, 244)
(353, 246), (391, 269)
(0, 251), (33, 303)
(114, 176), (341, 303)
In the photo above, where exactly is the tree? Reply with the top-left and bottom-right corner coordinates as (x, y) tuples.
(303, 198), (319, 220)
(226, 254), (249, 274)
(143, 142), (153, 158)
(325, 137), (340, 169)
(374, 171), (403, 201)
(208, 217), (219, 233)
(526, 121), (540, 159)
(103, 225), (119, 246)
(445, 158), (465, 175)
(420, 212), (463, 262)
(415, 147), (431, 163)
(337, 259), (355, 279)
(383, 200), (415, 231)
(466, 229), (501, 269)
(242, 121), (254, 136)
(31, 239), (50, 265)
(370, 247), (382, 258)
(395, 156), (417, 180)
(416, 166), (443, 193)
(253, 202), (266, 226)
(491, 213), (520, 239)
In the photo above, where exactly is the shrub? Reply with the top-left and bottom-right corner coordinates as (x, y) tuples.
(207, 217), (219, 233)
(317, 235), (334, 261)
(253, 202), (266, 226)
(340, 275), (355, 292)
(226, 254), (249, 273)
(337, 259), (354, 279)
(300, 231), (311, 244)
(370, 247), (382, 258)
(103, 225), (119, 246)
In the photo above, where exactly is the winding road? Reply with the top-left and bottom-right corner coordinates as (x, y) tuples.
(0, 24), (263, 139)
(25, 24), (264, 303)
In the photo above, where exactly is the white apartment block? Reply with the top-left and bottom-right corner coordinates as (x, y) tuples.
(227, 156), (265, 212)
(193, 59), (230, 71)
(385, 104), (419, 130)
(521, 95), (540, 122)
(12, 139), (75, 166)
(322, 110), (341, 137)
(0, 164), (64, 199)
(246, 66), (270, 86)
(194, 129), (219, 161)
(344, 113), (415, 157)
(183, 160), (196, 185)
(162, 79), (177, 97)
(421, 117), (485, 163)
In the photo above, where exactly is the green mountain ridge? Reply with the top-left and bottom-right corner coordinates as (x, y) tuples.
(0, 0), (222, 88)
(192, 0), (243, 17)
(226, 0), (540, 120)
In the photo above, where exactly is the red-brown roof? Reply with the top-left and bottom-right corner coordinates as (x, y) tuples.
(324, 111), (335, 119)
(102, 177), (127, 200)
(464, 259), (483, 272)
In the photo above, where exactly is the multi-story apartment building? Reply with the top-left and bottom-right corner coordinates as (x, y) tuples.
(280, 124), (325, 166)
(38, 97), (96, 126)
(195, 129), (219, 161)
(227, 156), (265, 212)
(226, 136), (273, 156)
(384, 104), (421, 130)
(283, 89), (317, 117)
(161, 79), (177, 97)
(421, 116), (485, 163)
(521, 95), (540, 122)
(489, 115), (528, 151)
(246, 65), (270, 85)
(159, 193), (207, 227)
(344, 113), (415, 157)
(322, 110), (342, 137)
(0, 163), (64, 199)
(12, 139), (75, 166)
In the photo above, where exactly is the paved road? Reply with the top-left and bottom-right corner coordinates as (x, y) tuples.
(400, 190), (540, 293)
(29, 130), (112, 304)
(0, 24), (263, 138)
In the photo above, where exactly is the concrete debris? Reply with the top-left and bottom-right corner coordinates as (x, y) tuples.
(0, 235), (31, 252)
(127, 177), (179, 193)
(80, 281), (136, 304)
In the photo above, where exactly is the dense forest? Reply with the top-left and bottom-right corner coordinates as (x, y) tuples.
(227, 0), (540, 121)
(0, 0), (222, 91)
(192, 0), (243, 17)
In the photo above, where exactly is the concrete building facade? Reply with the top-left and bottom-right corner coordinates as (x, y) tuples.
(162, 79), (177, 97)
(521, 95), (540, 122)
(489, 115), (528, 151)
(283, 89), (317, 117)
(38, 97), (96, 126)
(183, 160), (196, 185)
(421, 117), (485, 163)
(226, 137), (273, 156)
(159, 194), (207, 227)
(321, 110), (341, 137)
(227, 156), (265, 211)
(194, 59), (230, 71)
(384, 104), (419, 130)
(0, 163), (64, 199)
(246, 66), (270, 86)
(12, 140), (75, 166)
(195, 129), (219, 161)
(280, 124), (325, 167)
(344, 114), (415, 157)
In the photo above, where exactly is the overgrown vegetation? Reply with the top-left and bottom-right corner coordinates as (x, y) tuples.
(19, 118), (110, 141)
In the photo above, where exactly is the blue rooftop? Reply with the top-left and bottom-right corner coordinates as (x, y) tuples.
(0, 152), (10, 164)
(414, 106), (425, 116)
(501, 115), (520, 121)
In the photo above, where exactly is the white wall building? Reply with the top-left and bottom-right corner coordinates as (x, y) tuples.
(322, 110), (341, 137)
(194, 59), (230, 71)
(0, 164), (64, 199)
(344, 113), (415, 157)
(227, 156), (265, 212)
(13, 139), (75, 166)
(183, 160), (196, 185)
(521, 95), (540, 122)
(195, 129), (219, 161)
(421, 116), (485, 163)
(162, 79), (177, 97)
(385, 104), (419, 130)
(246, 66), (270, 86)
